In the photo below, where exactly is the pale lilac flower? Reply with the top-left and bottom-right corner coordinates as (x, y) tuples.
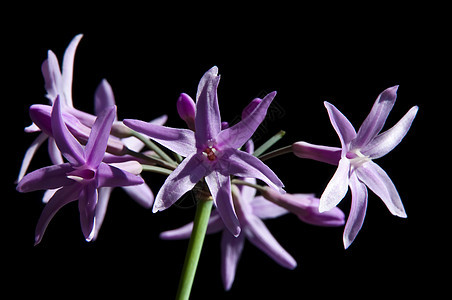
(17, 98), (143, 244)
(161, 178), (295, 291)
(124, 66), (284, 236)
(294, 86), (418, 248)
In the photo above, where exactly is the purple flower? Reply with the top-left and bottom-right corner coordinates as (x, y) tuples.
(124, 66), (284, 236)
(17, 97), (143, 244)
(161, 178), (296, 291)
(294, 86), (418, 248)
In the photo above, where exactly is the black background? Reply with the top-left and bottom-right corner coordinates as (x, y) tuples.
(4, 4), (447, 299)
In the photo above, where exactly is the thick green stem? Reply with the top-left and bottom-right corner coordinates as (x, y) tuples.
(175, 195), (213, 300)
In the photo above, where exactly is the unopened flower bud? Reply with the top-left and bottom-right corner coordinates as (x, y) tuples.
(177, 93), (196, 130)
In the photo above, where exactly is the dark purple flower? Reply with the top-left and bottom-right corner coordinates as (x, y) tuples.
(17, 98), (143, 244)
(124, 67), (284, 236)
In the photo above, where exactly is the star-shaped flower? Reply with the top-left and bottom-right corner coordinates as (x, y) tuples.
(17, 97), (144, 244)
(124, 66), (284, 236)
(292, 86), (418, 248)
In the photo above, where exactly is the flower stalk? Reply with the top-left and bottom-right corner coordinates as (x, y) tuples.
(176, 193), (213, 300)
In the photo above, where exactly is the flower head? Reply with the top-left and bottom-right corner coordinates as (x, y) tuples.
(294, 86), (418, 248)
(17, 98), (143, 244)
(124, 66), (284, 236)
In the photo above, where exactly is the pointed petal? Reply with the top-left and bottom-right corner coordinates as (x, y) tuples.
(362, 106), (418, 159)
(92, 186), (113, 241)
(97, 163), (144, 188)
(344, 174), (368, 249)
(205, 171), (241, 237)
(356, 161), (406, 218)
(352, 86), (398, 148)
(250, 196), (288, 219)
(153, 153), (207, 212)
(51, 97), (85, 166)
(245, 216), (297, 269)
(226, 148), (284, 192)
(324, 102), (356, 152)
(94, 79), (116, 117)
(17, 163), (74, 193)
(61, 34), (83, 106)
(221, 231), (245, 291)
(79, 181), (98, 241)
(41, 50), (62, 103)
(85, 105), (116, 168)
(160, 211), (224, 240)
(123, 119), (196, 157)
(195, 66), (221, 146)
(216, 91), (277, 149)
(48, 138), (64, 165)
(16, 132), (48, 183)
(319, 158), (350, 212)
(292, 141), (341, 165)
(34, 183), (82, 245)
(122, 182), (154, 208)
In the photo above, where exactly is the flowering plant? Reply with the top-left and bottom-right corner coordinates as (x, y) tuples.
(16, 35), (418, 299)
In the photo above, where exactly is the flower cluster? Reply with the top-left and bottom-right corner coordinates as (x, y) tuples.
(16, 35), (418, 293)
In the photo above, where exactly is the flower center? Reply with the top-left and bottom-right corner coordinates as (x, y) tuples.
(346, 149), (371, 169)
(67, 167), (96, 183)
(202, 146), (218, 161)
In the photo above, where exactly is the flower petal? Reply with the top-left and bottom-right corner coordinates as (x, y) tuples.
(245, 215), (297, 269)
(221, 231), (245, 291)
(250, 196), (289, 219)
(34, 183), (83, 245)
(324, 102), (356, 152)
(352, 86), (398, 149)
(153, 153), (207, 212)
(94, 79), (116, 117)
(216, 91), (277, 149)
(292, 141), (341, 165)
(97, 163), (144, 188)
(85, 105), (116, 168)
(92, 186), (113, 241)
(123, 119), (196, 157)
(16, 163), (74, 193)
(61, 34), (83, 107)
(362, 106), (418, 159)
(122, 182), (154, 209)
(41, 50), (62, 103)
(195, 66), (221, 146)
(356, 161), (407, 218)
(205, 171), (241, 237)
(16, 132), (48, 183)
(343, 173), (368, 249)
(79, 181), (98, 241)
(51, 97), (86, 166)
(225, 148), (284, 192)
(319, 158), (350, 212)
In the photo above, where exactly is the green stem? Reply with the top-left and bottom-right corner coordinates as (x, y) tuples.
(253, 130), (286, 157)
(129, 130), (177, 166)
(231, 179), (266, 193)
(175, 195), (213, 300)
(125, 148), (176, 170)
(141, 164), (173, 176)
(257, 145), (292, 161)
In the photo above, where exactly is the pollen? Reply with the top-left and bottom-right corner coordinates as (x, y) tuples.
(203, 146), (217, 161)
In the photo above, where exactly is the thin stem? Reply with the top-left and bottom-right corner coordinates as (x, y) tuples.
(253, 130), (286, 157)
(257, 145), (292, 162)
(231, 179), (266, 193)
(175, 195), (213, 300)
(129, 130), (177, 166)
(141, 164), (173, 176)
(125, 148), (176, 170)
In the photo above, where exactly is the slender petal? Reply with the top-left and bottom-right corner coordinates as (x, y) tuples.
(16, 163), (74, 193)
(123, 119), (196, 157)
(61, 34), (83, 106)
(35, 183), (83, 245)
(51, 97), (85, 166)
(356, 161), (406, 218)
(48, 138), (64, 165)
(79, 181), (98, 241)
(85, 105), (116, 168)
(292, 141), (341, 165)
(16, 132), (48, 183)
(343, 174), (368, 249)
(205, 171), (240, 237)
(94, 79), (116, 116)
(96, 163), (144, 188)
(244, 215), (297, 269)
(122, 182), (154, 208)
(153, 153), (207, 212)
(225, 148), (284, 192)
(41, 50), (62, 102)
(221, 231), (245, 291)
(195, 66), (221, 146)
(362, 106), (419, 159)
(160, 211), (224, 240)
(216, 91), (277, 149)
(92, 186), (113, 241)
(352, 85), (398, 149)
(319, 158), (350, 212)
(324, 101), (357, 152)
(250, 196), (288, 219)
